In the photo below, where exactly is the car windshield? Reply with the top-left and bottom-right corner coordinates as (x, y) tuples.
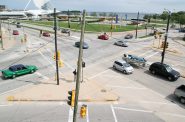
(165, 65), (173, 72)
(123, 63), (130, 67)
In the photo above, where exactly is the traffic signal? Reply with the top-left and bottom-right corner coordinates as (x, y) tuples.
(53, 54), (56, 60)
(57, 51), (61, 60)
(161, 41), (164, 48)
(67, 90), (75, 107)
(82, 61), (85, 68)
(166, 42), (169, 48)
(80, 104), (87, 118)
(53, 51), (61, 61)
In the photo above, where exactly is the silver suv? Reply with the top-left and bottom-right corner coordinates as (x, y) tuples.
(113, 60), (134, 74)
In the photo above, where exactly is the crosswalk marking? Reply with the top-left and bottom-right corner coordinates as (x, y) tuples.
(111, 104), (118, 122)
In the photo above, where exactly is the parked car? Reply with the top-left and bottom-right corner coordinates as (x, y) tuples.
(149, 62), (180, 81)
(174, 85), (185, 104)
(75, 41), (89, 49)
(124, 34), (133, 39)
(61, 28), (70, 33)
(113, 60), (134, 74)
(98, 33), (109, 40)
(13, 30), (19, 35)
(42, 32), (50, 37)
(1, 64), (38, 79)
(114, 41), (128, 47)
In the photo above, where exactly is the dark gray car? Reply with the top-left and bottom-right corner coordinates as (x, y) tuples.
(75, 41), (89, 49)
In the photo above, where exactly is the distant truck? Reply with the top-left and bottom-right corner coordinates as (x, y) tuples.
(122, 54), (147, 67)
(174, 85), (185, 104)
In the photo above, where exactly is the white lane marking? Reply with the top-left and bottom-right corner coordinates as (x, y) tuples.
(88, 69), (110, 80)
(39, 50), (56, 69)
(35, 72), (49, 80)
(68, 107), (73, 122)
(113, 107), (153, 113)
(144, 52), (159, 59)
(0, 84), (32, 96)
(138, 50), (154, 57)
(71, 36), (80, 40)
(161, 113), (185, 118)
(106, 85), (146, 90)
(86, 106), (89, 122)
(139, 101), (176, 105)
(111, 104), (118, 122)
(0, 104), (12, 107)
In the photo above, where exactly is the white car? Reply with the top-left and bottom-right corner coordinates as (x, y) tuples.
(113, 60), (134, 74)
(114, 41), (128, 47)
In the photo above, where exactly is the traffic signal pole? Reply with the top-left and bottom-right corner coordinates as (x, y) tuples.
(161, 12), (171, 64)
(54, 8), (60, 85)
(135, 12), (139, 39)
(68, 10), (71, 36)
(73, 10), (86, 122)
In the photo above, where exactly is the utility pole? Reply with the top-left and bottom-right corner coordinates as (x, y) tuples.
(161, 12), (171, 64)
(68, 10), (71, 36)
(54, 8), (59, 85)
(73, 10), (86, 122)
(135, 12), (139, 39)
(0, 20), (4, 49)
(111, 17), (113, 36)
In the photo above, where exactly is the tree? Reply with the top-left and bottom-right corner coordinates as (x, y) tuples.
(179, 15), (185, 25)
(160, 11), (169, 20)
(143, 14), (152, 19)
(90, 12), (97, 16)
(108, 12), (116, 17)
(99, 12), (107, 17)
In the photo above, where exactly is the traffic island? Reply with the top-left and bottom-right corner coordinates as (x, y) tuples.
(4, 74), (119, 103)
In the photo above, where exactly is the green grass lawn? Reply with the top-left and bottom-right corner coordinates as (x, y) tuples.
(21, 20), (165, 32)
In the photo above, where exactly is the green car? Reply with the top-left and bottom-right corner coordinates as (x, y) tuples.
(1, 64), (38, 79)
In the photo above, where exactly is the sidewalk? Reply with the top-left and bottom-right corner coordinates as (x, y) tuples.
(2, 72), (119, 102)
(0, 28), (16, 52)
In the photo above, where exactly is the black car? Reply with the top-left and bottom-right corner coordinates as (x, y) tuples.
(149, 62), (180, 81)
(124, 34), (133, 39)
(75, 41), (89, 49)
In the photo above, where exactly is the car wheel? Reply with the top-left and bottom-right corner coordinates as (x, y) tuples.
(30, 70), (34, 73)
(168, 76), (172, 81)
(113, 65), (116, 69)
(180, 97), (185, 104)
(151, 70), (155, 75)
(123, 70), (126, 74)
(12, 75), (16, 79)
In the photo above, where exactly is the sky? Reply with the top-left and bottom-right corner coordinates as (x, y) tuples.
(1, 0), (185, 13)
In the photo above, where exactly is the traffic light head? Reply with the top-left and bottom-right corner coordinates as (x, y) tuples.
(161, 41), (164, 48)
(67, 90), (75, 107)
(82, 62), (85, 68)
(53, 54), (56, 60)
(166, 42), (169, 48)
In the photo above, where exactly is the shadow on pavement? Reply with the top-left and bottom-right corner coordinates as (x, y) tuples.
(166, 94), (185, 109)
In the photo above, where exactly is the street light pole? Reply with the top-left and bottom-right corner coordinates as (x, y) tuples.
(161, 12), (171, 64)
(135, 12), (139, 39)
(73, 10), (86, 122)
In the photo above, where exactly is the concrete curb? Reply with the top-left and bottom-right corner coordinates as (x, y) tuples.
(6, 96), (119, 102)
